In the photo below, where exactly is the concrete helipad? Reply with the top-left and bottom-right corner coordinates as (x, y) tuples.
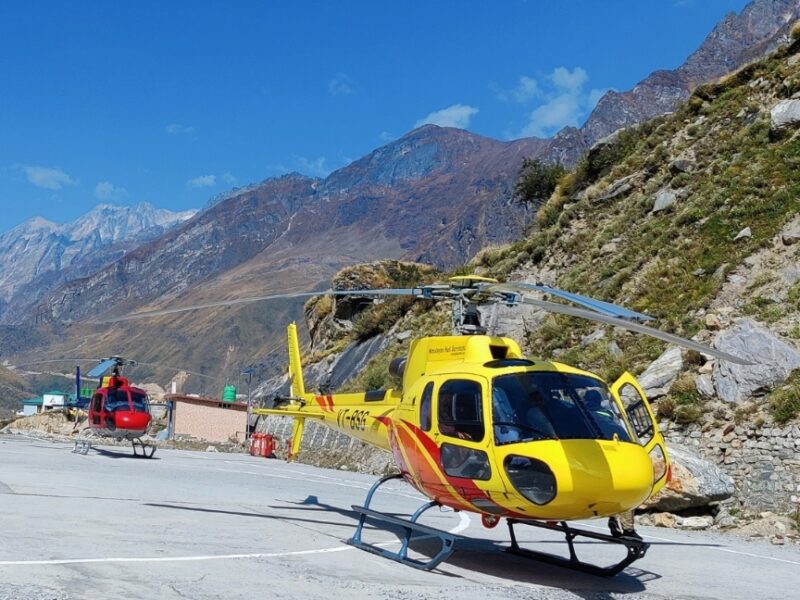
(1, 433), (799, 600)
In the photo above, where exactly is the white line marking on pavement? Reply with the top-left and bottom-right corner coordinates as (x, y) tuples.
(0, 511), (471, 567)
(0, 546), (355, 566)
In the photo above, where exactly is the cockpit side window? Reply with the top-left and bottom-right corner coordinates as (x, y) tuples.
(419, 382), (434, 431)
(438, 379), (484, 442)
(131, 391), (150, 413)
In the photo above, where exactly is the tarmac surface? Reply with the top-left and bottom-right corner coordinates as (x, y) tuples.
(1, 433), (799, 600)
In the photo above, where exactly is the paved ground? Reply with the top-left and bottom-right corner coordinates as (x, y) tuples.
(1, 434), (799, 600)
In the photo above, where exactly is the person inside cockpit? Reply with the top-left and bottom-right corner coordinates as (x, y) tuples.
(583, 388), (630, 440)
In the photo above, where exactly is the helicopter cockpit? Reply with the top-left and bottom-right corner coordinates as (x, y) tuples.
(492, 370), (632, 445)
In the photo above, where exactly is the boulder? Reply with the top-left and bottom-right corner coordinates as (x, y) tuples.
(678, 516), (714, 530)
(733, 227), (752, 241)
(705, 313), (722, 331)
(595, 174), (637, 203)
(652, 512), (677, 528)
(580, 328), (606, 347)
(652, 190), (677, 213)
(782, 227), (800, 246)
(644, 444), (735, 512)
(770, 99), (800, 129)
(669, 159), (694, 174)
(713, 319), (800, 403)
(695, 374), (715, 398)
(637, 346), (683, 399)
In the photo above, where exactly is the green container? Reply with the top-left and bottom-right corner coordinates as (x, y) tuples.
(222, 384), (237, 402)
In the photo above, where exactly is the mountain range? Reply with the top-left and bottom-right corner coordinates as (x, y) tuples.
(0, 203), (196, 324)
(1, 0), (798, 394)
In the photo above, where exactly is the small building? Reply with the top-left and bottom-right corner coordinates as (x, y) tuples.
(166, 394), (248, 444)
(42, 391), (68, 410)
(18, 397), (43, 416)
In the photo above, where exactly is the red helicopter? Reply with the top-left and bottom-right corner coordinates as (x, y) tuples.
(73, 357), (155, 457)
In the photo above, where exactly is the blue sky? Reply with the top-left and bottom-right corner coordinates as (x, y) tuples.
(0, 0), (750, 231)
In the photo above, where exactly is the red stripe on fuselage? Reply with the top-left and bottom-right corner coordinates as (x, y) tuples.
(400, 420), (497, 505)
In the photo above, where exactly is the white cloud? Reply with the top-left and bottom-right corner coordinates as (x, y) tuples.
(414, 104), (479, 129)
(22, 166), (78, 190)
(494, 75), (540, 103)
(514, 66), (607, 139)
(295, 156), (330, 178)
(221, 172), (237, 186)
(379, 131), (396, 143)
(186, 174), (216, 188)
(166, 123), (195, 135)
(328, 73), (355, 96)
(550, 66), (588, 92)
(94, 181), (129, 201)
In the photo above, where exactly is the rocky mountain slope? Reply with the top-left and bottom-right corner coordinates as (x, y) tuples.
(579, 0), (800, 145)
(0, 365), (32, 415)
(0, 202), (196, 324)
(9, 128), (542, 386)
(260, 34), (800, 530)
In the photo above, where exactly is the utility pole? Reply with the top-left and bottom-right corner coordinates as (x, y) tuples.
(242, 367), (255, 441)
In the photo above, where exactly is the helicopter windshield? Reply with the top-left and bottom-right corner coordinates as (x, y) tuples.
(104, 388), (131, 412)
(491, 371), (632, 444)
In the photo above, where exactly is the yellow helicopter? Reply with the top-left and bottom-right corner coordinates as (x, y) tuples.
(108, 275), (749, 576)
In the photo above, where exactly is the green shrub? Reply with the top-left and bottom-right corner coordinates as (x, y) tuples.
(674, 404), (703, 424)
(656, 397), (676, 419)
(514, 158), (567, 205)
(769, 371), (800, 423)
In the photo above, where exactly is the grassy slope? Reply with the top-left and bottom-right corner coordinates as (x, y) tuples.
(478, 39), (800, 383)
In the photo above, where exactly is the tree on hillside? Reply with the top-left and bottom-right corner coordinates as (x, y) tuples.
(514, 158), (566, 205)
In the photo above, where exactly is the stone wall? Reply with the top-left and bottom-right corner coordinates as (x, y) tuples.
(662, 419), (800, 512)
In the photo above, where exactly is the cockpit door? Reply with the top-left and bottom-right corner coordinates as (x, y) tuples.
(610, 372), (670, 495)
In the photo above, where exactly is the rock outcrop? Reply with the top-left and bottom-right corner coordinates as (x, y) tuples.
(638, 347), (683, 399)
(713, 319), (800, 403)
(645, 444), (735, 512)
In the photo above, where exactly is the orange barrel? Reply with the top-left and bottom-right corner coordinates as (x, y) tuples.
(249, 433), (258, 456)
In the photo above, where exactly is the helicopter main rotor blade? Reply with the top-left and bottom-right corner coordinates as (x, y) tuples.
(95, 288), (424, 324)
(518, 296), (753, 365)
(87, 358), (120, 378)
(10, 358), (103, 368)
(490, 283), (654, 322)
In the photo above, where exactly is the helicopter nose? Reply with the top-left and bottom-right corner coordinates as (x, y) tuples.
(503, 440), (654, 518)
(115, 411), (151, 431)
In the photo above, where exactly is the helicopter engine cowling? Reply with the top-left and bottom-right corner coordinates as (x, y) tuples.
(388, 357), (406, 379)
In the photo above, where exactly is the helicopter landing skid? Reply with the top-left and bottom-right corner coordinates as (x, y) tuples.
(72, 429), (96, 455)
(506, 518), (648, 577)
(131, 438), (157, 458)
(347, 474), (457, 570)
